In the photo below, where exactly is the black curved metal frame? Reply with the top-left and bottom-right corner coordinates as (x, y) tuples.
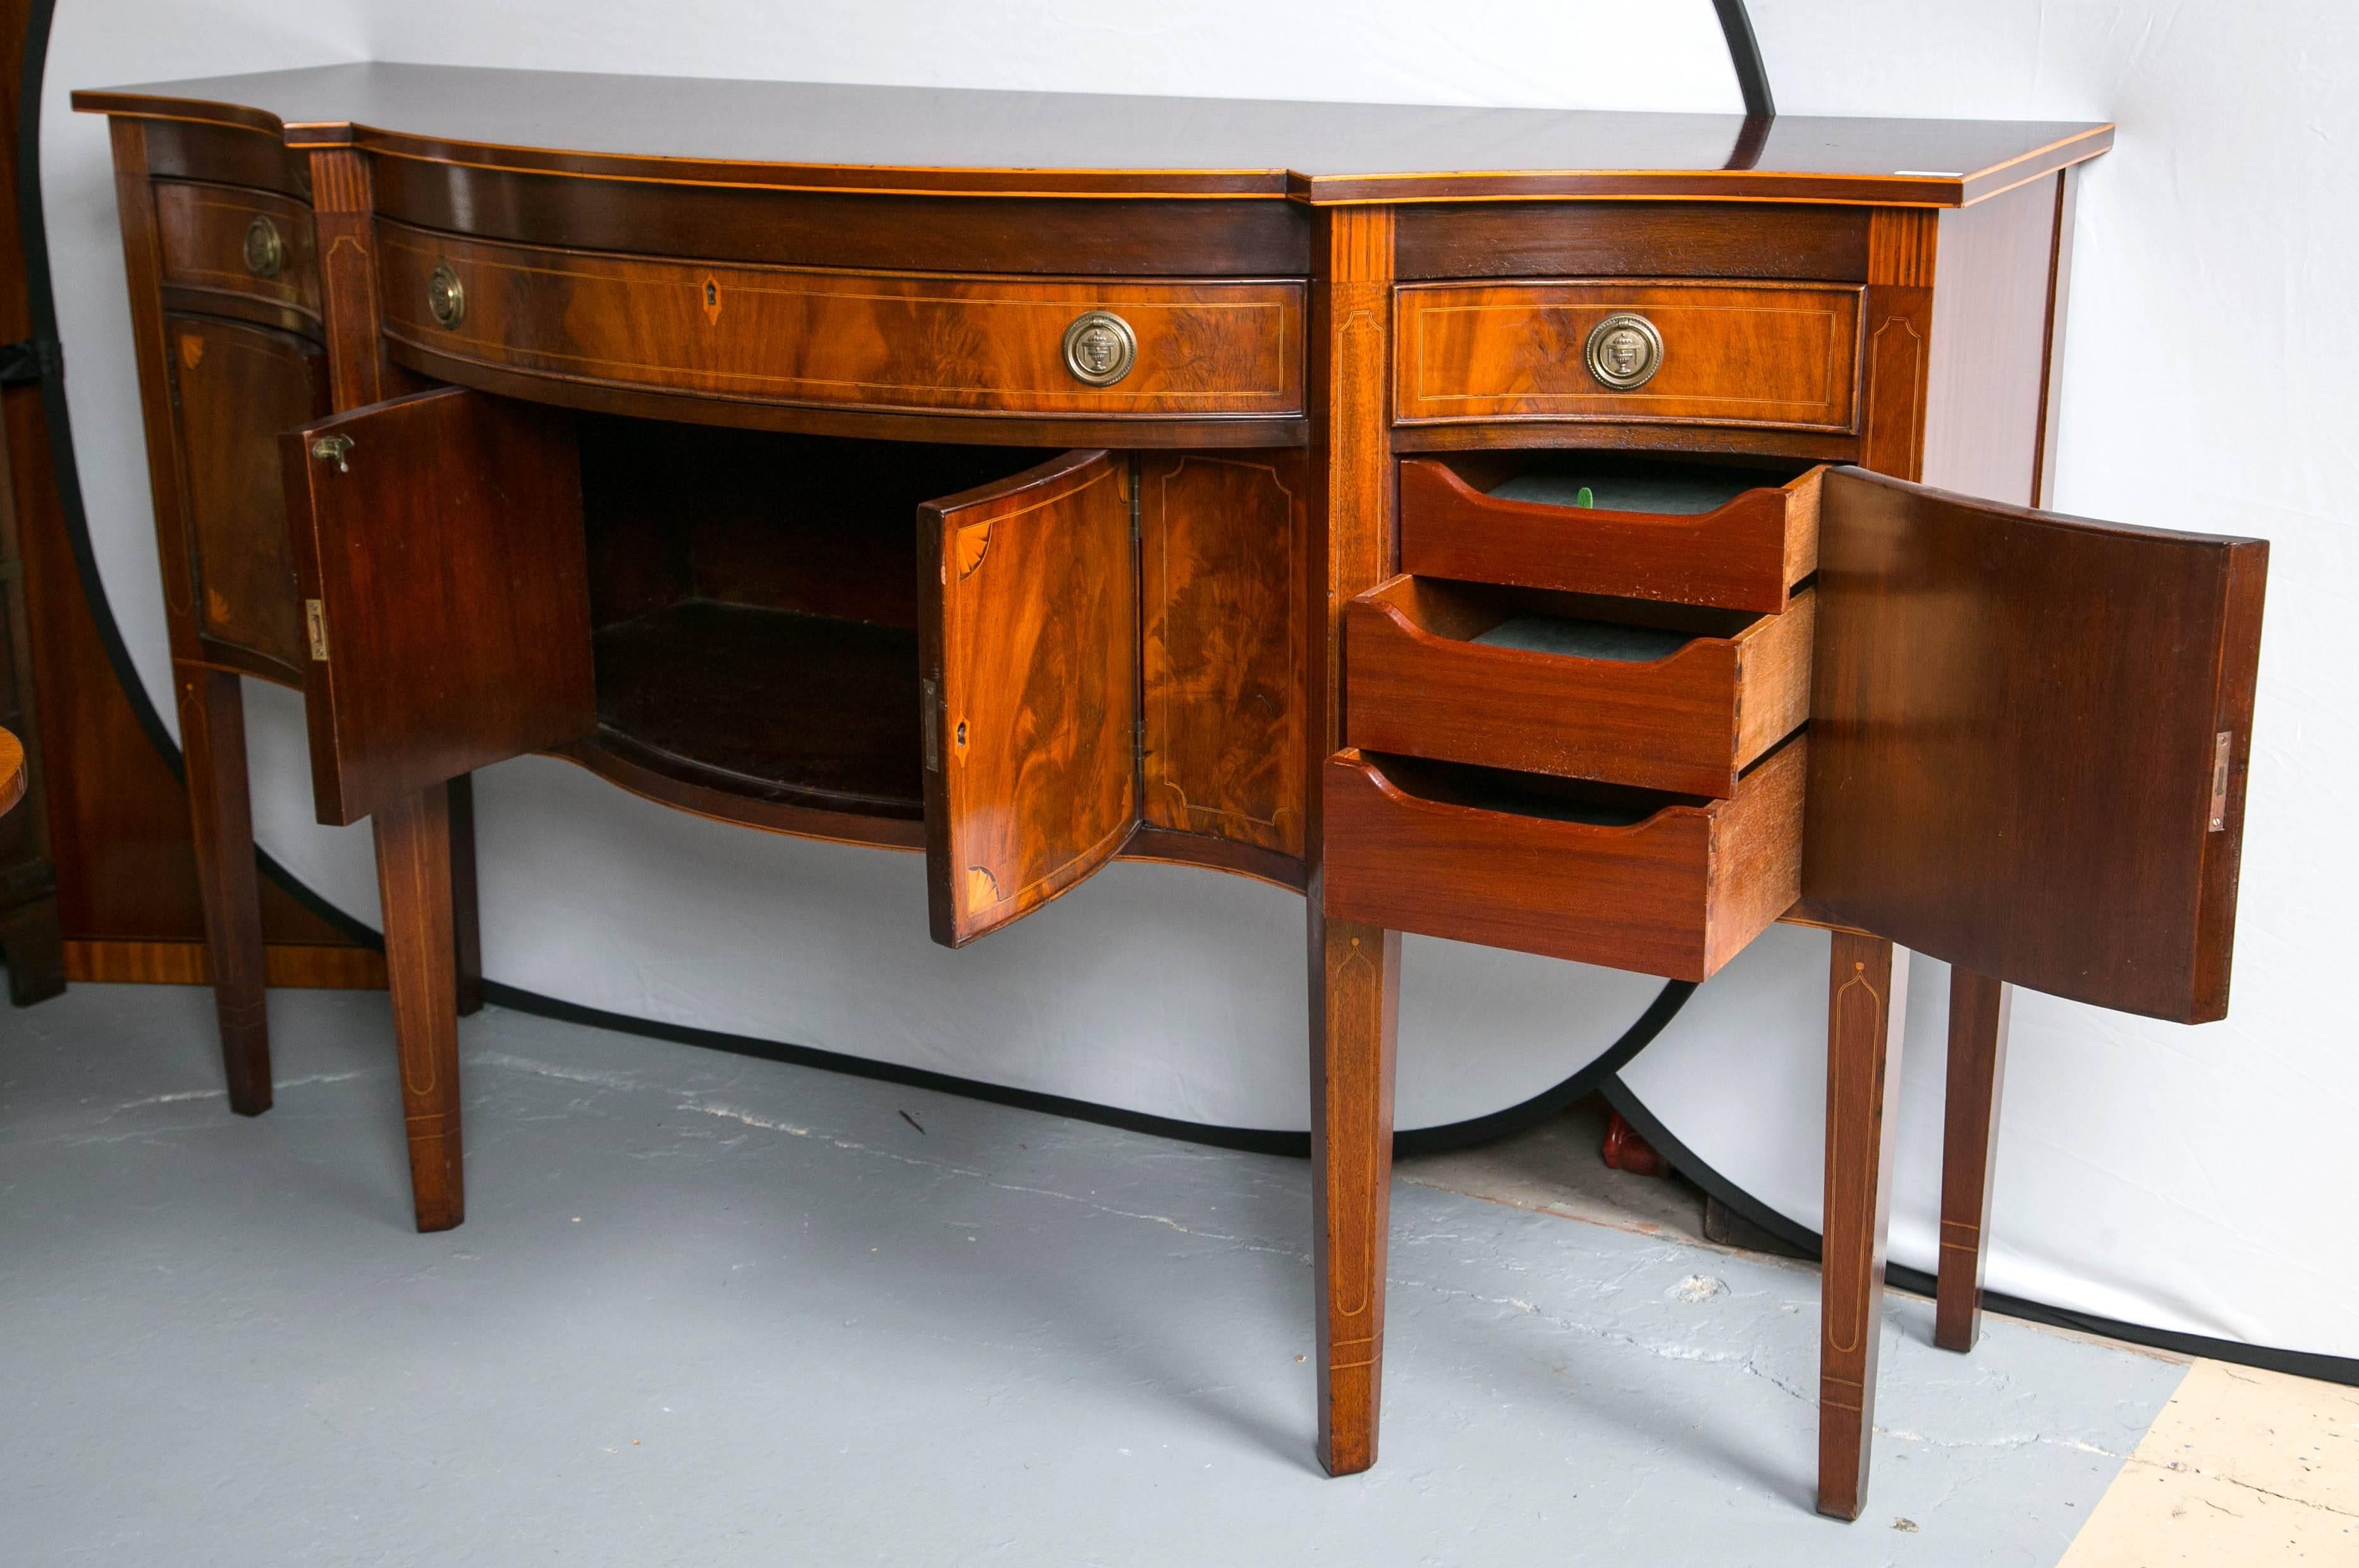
(1713, 0), (1775, 118)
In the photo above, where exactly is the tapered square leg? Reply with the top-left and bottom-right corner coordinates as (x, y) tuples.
(1935, 969), (2012, 1352)
(374, 783), (465, 1233)
(1818, 932), (1909, 1522)
(1311, 909), (1398, 1476)
(176, 666), (271, 1115)
(447, 771), (485, 1018)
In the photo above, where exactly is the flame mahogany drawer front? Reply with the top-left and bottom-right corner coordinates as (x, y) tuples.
(376, 221), (1306, 420)
(1321, 739), (1806, 982)
(1399, 456), (1819, 615)
(153, 180), (320, 322)
(1394, 280), (1862, 431)
(1344, 577), (1813, 799)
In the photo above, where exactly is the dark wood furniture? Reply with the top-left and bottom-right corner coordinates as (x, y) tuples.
(0, 3), (380, 996)
(0, 19), (65, 1004)
(0, 389), (64, 999)
(0, 726), (25, 814)
(77, 66), (2265, 1520)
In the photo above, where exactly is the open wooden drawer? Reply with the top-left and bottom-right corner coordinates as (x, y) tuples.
(1334, 463), (2269, 1024)
(1321, 738), (1805, 982)
(1345, 576), (1811, 799)
(1399, 455), (1818, 613)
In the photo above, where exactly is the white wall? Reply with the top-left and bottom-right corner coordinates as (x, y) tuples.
(39, 3), (2359, 1360)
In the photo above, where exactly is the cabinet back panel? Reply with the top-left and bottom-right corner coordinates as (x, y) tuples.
(579, 417), (1048, 630)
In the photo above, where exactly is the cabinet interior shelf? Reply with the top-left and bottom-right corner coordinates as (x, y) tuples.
(592, 599), (922, 818)
(572, 417), (1050, 831)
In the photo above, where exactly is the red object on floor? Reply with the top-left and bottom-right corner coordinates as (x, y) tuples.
(1602, 1110), (1669, 1176)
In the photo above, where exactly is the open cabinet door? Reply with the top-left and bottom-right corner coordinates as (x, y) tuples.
(919, 450), (1137, 947)
(281, 387), (593, 826)
(1804, 469), (2267, 1022)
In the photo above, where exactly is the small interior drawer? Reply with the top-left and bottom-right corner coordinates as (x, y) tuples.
(1345, 577), (1811, 799)
(1321, 738), (1805, 982)
(153, 180), (319, 323)
(1399, 455), (1818, 614)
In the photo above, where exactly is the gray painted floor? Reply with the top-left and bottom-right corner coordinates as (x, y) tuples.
(1, 983), (2183, 1565)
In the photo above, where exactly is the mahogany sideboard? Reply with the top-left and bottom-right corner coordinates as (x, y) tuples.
(74, 65), (2265, 1521)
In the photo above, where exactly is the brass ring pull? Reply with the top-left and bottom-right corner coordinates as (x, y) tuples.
(1584, 312), (1664, 391)
(427, 263), (466, 329)
(1062, 310), (1137, 387)
(242, 215), (283, 279)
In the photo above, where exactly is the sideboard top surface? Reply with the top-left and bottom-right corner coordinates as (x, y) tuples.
(73, 62), (2111, 207)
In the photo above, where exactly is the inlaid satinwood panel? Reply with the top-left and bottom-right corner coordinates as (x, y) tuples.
(1395, 281), (1861, 431)
(377, 222), (1304, 422)
(154, 180), (320, 322)
(1139, 451), (1306, 857)
(918, 450), (1137, 947)
(166, 314), (326, 677)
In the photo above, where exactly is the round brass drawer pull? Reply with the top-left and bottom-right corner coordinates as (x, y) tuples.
(1062, 310), (1137, 387)
(427, 263), (467, 329)
(1584, 312), (1664, 391)
(242, 215), (283, 279)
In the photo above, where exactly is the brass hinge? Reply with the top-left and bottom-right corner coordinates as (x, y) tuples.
(305, 599), (330, 662)
(921, 677), (940, 772)
(1134, 714), (1145, 769)
(2209, 730), (2232, 831)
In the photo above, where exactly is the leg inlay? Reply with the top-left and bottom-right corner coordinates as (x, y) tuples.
(1818, 933), (1909, 1522)
(1937, 969), (2013, 1353)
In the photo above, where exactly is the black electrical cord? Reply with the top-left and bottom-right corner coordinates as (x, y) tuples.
(466, 975), (1694, 1161)
(1602, 1077), (2359, 1388)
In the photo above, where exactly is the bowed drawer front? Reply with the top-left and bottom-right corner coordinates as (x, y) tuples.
(377, 223), (1305, 420)
(154, 180), (321, 323)
(1394, 280), (1861, 431)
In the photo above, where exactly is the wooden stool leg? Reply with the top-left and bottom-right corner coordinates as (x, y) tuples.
(447, 771), (485, 1017)
(1311, 910), (1398, 1476)
(0, 890), (66, 1006)
(1935, 969), (2013, 1352)
(373, 783), (465, 1232)
(1818, 932), (1910, 1522)
(177, 666), (271, 1116)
